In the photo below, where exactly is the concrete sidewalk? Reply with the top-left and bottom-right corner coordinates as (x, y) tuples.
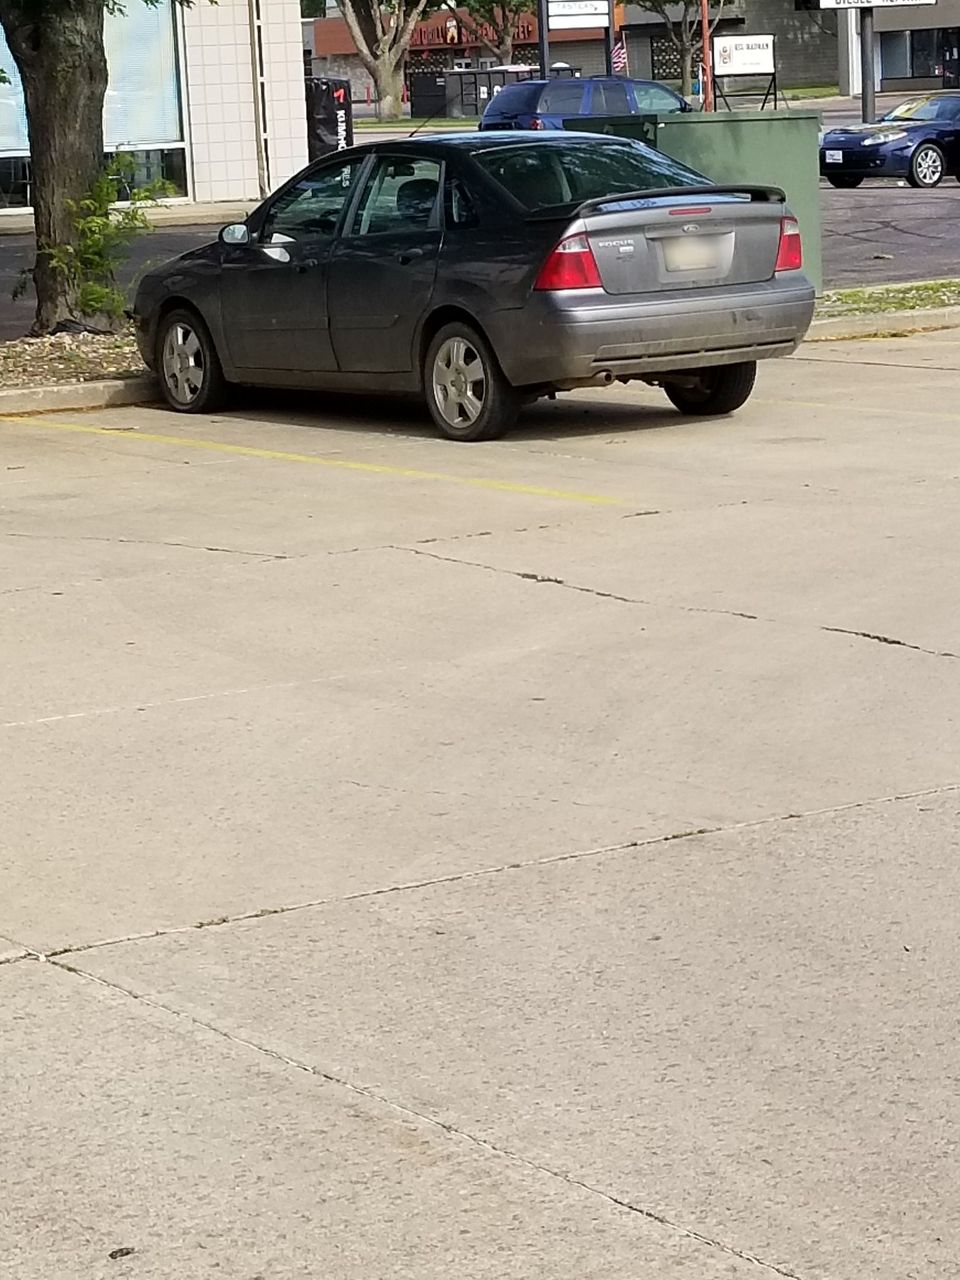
(3, 332), (960, 1278)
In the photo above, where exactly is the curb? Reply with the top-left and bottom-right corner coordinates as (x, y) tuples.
(809, 305), (960, 340)
(0, 376), (156, 415)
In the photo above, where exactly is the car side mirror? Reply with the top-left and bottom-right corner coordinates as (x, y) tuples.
(220, 223), (250, 246)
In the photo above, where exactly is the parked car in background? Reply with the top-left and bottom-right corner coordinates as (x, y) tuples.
(820, 91), (960, 189)
(479, 75), (691, 131)
(134, 133), (814, 443)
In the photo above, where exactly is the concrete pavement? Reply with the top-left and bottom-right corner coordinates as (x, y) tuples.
(3, 333), (960, 1278)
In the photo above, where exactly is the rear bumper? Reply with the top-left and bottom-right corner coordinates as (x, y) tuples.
(491, 277), (816, 387)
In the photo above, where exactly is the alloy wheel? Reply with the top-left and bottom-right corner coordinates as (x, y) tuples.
(161, 321), (206, 406)
(432, 337), (486, 428)
(914, 147), (943, 187)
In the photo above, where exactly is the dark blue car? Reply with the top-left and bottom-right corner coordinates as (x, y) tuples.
(820, 91), (960, 189)
(478, 75), (691, 131)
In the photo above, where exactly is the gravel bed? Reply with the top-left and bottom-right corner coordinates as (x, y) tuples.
(0, 330), (146, 390)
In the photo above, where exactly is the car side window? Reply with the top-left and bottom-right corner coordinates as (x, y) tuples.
(539, 81), (585, 115)
(445, 176), (480, 229)
(632, 84), (683, 113)
(350, 157), (442, 235)
(593, 82), (630, 115)
(261, 158), (362, 242)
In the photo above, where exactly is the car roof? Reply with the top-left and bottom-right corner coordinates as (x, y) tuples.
(499, 75), (669, 88)
(371, 131), (642, 151)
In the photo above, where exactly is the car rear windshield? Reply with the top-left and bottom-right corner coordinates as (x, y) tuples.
(474, 140), (707, 211)
(483, 82), (541, 117)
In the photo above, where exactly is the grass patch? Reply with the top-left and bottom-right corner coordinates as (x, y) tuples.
(817, 279), (960, 318)
(354, 117), (479, 131)
(785, 84), (839, 100)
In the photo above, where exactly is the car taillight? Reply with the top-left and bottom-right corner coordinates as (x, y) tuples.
(529, 115), (545, 130)
(775, 216), (802, 272)
(534, 233), (602, 291)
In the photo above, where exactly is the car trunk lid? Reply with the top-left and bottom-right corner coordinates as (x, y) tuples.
(545, 186), (787, 295)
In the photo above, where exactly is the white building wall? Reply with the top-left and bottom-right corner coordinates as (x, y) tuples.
(181, 0), (308, 205)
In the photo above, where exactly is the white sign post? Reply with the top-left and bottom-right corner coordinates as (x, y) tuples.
(713, 34), (775, 77)
(547, 0), (610, 29)
(711, 33), (780, 109)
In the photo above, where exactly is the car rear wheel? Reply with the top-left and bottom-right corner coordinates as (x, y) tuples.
(827, 174), (863, 189)
(157, 308), (228, 413)
(665, 362), (757, 417)
(908, 143), (945, 188)
(424, 323), (520, 442)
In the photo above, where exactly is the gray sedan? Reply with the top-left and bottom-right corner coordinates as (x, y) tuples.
(133, 134), (814, 442)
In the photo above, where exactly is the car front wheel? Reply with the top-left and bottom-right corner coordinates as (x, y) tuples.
(424, 322), (520, 442)
(827, 174), (863, 189)
(665, 362), (757, 417)
(156, 308), (228, 413)
(908, 143), (945, 188)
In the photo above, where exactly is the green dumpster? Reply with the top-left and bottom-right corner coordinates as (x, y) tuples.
(567, 111), (823, 294)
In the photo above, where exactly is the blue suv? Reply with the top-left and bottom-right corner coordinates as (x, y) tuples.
(478, 75), (692, 131)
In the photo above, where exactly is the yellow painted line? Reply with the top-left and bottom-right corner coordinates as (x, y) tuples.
(1, 415), (621, 507)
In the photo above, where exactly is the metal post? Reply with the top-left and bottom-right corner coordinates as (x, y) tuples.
(538, 0), (550, 77)
(860, 6), (876, 123)
(605, 0), (615, 74)
(699, 0), (713, 111)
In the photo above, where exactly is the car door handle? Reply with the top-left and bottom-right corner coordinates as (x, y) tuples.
(395, 248), (425, 265)
(295, 257), (320, 273)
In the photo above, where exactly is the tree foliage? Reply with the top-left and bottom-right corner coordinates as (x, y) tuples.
(446, 0), (534, 66)
(340, 0), (436, 118)
(630, 0), (727, 96)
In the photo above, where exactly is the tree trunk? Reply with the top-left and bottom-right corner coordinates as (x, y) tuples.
(497, 33), (514, 65)
(0, 0), (109, 334)
(375, 60), (405, 119)
(680, 46), (694, 98)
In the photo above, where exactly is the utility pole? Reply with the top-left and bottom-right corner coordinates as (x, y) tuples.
(860, 6), (876, 122)
(699, 0), (713, 110)
(605, 0), (615, 74)
(538, 0), (550, 76)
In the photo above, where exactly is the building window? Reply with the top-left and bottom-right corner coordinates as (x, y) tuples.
(0, 0), (186, 207)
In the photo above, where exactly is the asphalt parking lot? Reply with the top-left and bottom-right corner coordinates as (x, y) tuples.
(3, 331), (960, 1279)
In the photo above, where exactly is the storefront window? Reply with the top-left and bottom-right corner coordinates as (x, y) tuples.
(0, 0), (185, 206)
(911, 28), (939, 78)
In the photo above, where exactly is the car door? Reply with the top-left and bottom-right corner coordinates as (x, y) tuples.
(589, 79), (631, 119)
(326, 154), (442, 374)
(219, 154), (365, 373)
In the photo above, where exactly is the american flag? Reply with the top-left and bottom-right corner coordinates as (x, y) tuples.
(611, 37), (629, 74)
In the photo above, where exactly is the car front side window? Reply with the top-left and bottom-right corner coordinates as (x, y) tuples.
(261, 158), (363, 243)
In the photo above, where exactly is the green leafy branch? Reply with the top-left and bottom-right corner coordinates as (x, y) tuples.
(14, 155), (173, 324)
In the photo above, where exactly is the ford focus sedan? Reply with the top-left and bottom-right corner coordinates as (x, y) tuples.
(820, 91), (960, 189)
(134, 134), (814, 442)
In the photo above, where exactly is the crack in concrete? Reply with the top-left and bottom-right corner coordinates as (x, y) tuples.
(3, 531), (291, 560)
(820, 625), (960, 661)
(394, 544), (758, 620)
(41, 954), (803, 1279)
(6, 779), (956, 968)
(393, 546), (960, 655)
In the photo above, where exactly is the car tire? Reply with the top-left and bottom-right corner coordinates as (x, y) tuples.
(423, 322), (520, 442)
(827, 174), (863, 189)
(665, 362), (757, 417)
(907, 143), (945, 188)
(156, 307), (228, 414)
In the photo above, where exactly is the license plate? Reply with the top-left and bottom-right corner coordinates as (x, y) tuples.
(825, 150), (843, 164)
(663, 235), (720, 273)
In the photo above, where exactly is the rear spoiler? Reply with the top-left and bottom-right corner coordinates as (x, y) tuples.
(526, 185), (787, 221)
